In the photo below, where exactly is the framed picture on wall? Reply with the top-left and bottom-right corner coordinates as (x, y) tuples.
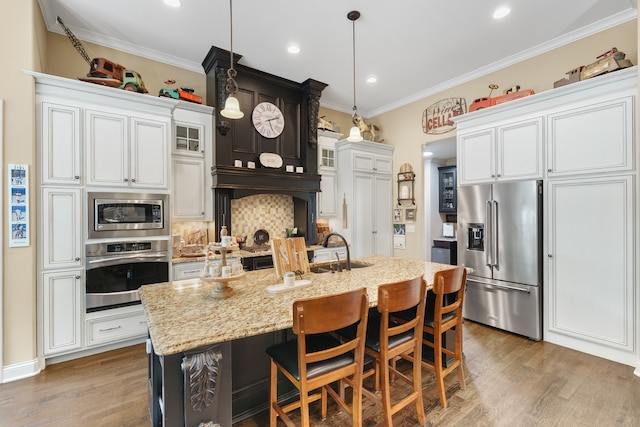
(393, 208), (402, 222)
(405, 208), (416, 223)
(8, 164), (29, 247)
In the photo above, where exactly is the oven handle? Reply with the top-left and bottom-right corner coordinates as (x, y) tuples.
(86, 253), (169, 269)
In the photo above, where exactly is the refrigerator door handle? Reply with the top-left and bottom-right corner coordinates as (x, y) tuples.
(469, 278), (531, 293)
(492, 200), (499, 269)
(485, 200), (492, 267)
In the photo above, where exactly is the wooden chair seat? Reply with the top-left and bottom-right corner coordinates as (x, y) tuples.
(266, 333), (356, 381)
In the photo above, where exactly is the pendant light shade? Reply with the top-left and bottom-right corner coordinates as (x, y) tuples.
(220, 95), (243, 119)
(347, 11), (363, 142)
(347, 125), (363, 142)
(220, 0), (244, 119)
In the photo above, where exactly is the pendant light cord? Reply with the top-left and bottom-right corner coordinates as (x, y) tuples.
(226, 0), (238, 94)
(352, 17), (357, 114)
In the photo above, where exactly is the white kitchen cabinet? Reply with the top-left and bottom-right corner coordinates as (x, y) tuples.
(172, 158), (206, 218)
(318, 173), (337, 217)
(85, 306), (148, 347)
(312, 246), (348, 263)
(547, 95), (634, 178)
(41, 187), (82, 271)
(172, 258), (238, 281)
(29, 71), (179, 362)
(85, 109), (169, 189)
(40, 102), (82, 185)
(337, 140), (394, 258)
(172, 261), (205, 280)
(453, 67), (638, 368)
(317, 130), (342, 217)
(457, 116), (543, 185)
(352, 151), (393, 175)
(171, 102), (214, 220)
(174, 123), (205, 157)
(546, 175), (635, 365)
(43, 269), (83, 356)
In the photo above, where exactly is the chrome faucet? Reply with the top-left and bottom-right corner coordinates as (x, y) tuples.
(322, 232), (351, 271)
(334, 252), (342, 272)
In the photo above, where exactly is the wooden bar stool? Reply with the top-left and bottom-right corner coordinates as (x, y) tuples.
(421, 265), (467, 408)
(338, 276), (427, 426)
(265, 287), (369, 427)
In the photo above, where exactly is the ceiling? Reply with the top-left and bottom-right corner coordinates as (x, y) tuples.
(39, 0), (636, 121)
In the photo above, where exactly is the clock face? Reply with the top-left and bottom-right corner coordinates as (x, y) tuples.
(252, 102), (285, 138)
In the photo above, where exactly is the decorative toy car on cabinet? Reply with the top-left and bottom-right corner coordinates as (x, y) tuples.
(57, 16), (148, 93)
(158, 87), (203, 104)
(554, 47), (633, 88)
(469, 86), (535, 112)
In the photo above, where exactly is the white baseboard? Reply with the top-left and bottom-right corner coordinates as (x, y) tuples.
(2, 358), (41, 383)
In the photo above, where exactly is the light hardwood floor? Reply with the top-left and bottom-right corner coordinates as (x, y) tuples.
(1, 321), (639, 426)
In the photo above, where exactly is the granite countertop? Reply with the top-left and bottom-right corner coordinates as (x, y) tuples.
(140, 256), (456, 356)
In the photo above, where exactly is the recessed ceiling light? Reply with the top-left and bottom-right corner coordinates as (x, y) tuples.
(287, 45), (300, 54)
(493, 6), (511, 19)
(366, 76), (377, 84)
(164, 0), (181, 7)
(423, 151), (434, 157)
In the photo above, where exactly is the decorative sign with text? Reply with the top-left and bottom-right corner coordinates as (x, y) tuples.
(422, 98), (467, 135)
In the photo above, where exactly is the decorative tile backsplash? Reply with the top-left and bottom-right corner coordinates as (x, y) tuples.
(231, 194), (294, 241)
(171, 194), (294, 244)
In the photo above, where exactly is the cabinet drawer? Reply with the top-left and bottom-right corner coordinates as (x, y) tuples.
(87, 312), (148, 346)
(173, 261), (205, 280)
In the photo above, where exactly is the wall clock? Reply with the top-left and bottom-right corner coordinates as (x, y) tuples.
(252, 102), (285, 138)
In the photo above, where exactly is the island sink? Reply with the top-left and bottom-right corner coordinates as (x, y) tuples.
(309, 260), (372, 274)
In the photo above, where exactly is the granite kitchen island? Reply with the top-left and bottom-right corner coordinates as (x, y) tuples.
(140, 256), (455, 426)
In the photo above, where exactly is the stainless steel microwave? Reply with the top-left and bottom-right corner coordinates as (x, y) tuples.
(88, 192), (169, 239)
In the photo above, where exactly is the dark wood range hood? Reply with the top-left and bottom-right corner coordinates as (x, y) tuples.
(211, 165), (321, 195)
(202, 46), (327, 243)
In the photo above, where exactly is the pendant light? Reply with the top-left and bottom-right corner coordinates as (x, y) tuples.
(347, 10), (363, 142)
(220, 0), (244, 119)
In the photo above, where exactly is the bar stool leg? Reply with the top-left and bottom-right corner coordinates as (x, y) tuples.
(269, 360), (278, 426)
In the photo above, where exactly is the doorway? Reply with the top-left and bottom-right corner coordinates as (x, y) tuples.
(421, 137), (456, 261)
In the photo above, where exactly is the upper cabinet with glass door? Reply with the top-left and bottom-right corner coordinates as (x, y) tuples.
(174, 123), (204, 158)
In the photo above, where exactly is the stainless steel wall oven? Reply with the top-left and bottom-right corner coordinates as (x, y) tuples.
(85, 240), (169, 312)
(88, 192), (169, 239)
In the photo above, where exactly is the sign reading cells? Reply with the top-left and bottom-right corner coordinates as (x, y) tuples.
(423, 98), (467, 135)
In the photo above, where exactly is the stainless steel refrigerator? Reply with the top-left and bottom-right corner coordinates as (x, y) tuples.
(457, 180), (542, 340)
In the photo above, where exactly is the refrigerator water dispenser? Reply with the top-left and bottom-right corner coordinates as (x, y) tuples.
(467, 223), (484, 251)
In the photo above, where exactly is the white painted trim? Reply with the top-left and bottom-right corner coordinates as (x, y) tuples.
(2, 358), (40, 383)
(0, 99), (4, 383)
(321, 9), (639, 118)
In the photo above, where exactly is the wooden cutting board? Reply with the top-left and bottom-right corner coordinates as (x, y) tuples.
(271, 237), (309, 279)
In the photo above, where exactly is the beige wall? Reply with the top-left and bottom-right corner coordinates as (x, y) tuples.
(1, 4), (636, 369)
(46, 33), (206, 102)
(1, 0), (41, 367)
(324, 20), (638, 261)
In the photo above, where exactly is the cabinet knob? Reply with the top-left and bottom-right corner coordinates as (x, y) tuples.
(547, 169), (552, 173)
(201, 212), (204, 215)
(124, 178), (129, 182)
(75, 275), (81, 280)
(548, 254), (553, 258)
(497, 174), (501, 177)
(75, 257), (80, 261)
(131, 178), (136, 183)
(74, 175), (80, 180)
(491, 174), (495, 178)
